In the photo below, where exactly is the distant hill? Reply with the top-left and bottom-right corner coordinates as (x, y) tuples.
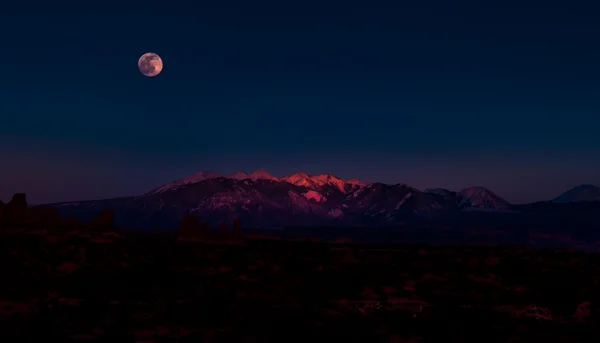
(553, 184), (600, 203)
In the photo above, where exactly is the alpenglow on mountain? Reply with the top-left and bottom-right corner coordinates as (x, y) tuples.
(53, 169), (523, 230)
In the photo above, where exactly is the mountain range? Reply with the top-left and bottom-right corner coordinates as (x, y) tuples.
(51, 169), (600, 233)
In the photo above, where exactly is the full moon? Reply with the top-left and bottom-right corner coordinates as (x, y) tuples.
(138, 52), (163, 77)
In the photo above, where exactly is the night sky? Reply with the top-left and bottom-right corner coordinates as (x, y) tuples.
(1, 1), (600, 204)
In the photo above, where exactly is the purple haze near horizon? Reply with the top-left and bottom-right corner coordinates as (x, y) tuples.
(1, 141), (598, 205)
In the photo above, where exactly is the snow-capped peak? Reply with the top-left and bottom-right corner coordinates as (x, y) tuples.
(248, 169), (279, 181)
(281, 172), (311, 185)
(280, 171), (366, 193)
(229, 170), (250, 180)
(458, 186), (510, 210)
(151, 168), (367, 196)
(150, 170), (222, 195)
(311, 173), (346, 192)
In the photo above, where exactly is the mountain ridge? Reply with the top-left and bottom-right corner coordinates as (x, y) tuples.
(553, 184), (600, 203)
(51, 169), (600, 231)
(148, 169), (518, 203)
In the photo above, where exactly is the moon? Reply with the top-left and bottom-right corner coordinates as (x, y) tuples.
(138, 52), (163, 77)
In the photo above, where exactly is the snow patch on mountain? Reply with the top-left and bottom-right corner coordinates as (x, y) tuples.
(281, 171), (365, 193)
(327, 208), (345, 218)
(311, 173), (346, 193)
(303, 190), (326, 203)
(281, 172), (310, 185)
(192, 192), (239, 212)
(395, 192), (413, 209)
(287, 191), (312, 213)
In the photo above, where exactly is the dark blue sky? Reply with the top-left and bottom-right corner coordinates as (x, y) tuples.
(1, 1), (600, 204)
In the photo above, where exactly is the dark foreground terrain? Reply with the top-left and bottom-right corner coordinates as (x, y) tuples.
(2, 227), (600, 342)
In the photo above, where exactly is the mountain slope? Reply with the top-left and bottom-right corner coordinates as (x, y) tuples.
(425, 188), (458, 199)
(54, 170), (449, 228)
(553, 184), (600, 203)
(248, 169), (279, 182)
(149, 171), (222, 195)
(50, 169), (600, 231)
(229, 170), (250, 180)
(458, 187), (511, 210)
